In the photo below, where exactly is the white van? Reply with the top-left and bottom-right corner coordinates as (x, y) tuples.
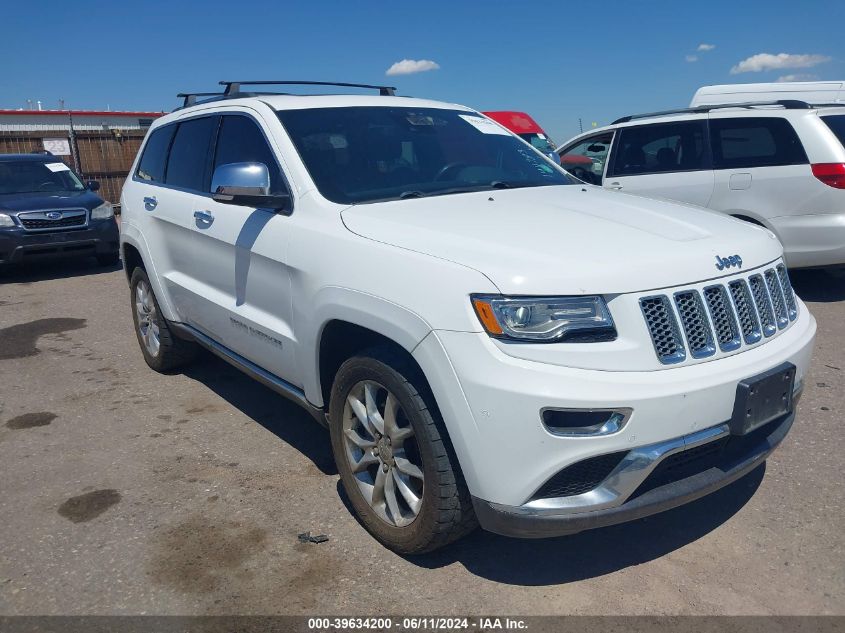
(691, 82), (845, 107)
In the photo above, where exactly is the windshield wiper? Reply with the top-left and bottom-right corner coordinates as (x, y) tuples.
(490, 181), (512, 189)
(399, 190), (426, 199)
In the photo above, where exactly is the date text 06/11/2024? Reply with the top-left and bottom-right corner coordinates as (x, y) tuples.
(307, 617), (528, 630)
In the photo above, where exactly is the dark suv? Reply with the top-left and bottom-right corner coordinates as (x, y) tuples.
(0, 153), (120, 270)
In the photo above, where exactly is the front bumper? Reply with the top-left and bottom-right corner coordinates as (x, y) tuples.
(412, 303), (815, 515)
(0, 219), (119, 264)
(472, 409), (792, 538)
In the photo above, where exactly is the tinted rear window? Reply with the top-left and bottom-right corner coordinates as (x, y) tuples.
(165, 116), (218, 191)
(710, 117), (807, 169)
(136, 124), (176, 183)
(821, 115), (845, 149)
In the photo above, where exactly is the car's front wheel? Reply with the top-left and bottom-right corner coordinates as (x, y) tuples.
(329, 347), (476, 554)
(129, 267), (197, 372)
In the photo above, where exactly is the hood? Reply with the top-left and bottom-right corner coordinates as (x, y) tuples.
(340, 186), (783, 295)
(0, 190), (103, 213)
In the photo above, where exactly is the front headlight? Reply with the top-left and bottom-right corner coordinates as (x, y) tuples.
(471, 295), (616, 342)
(91, 202), (114, 219)
(0, 213), (15, 228)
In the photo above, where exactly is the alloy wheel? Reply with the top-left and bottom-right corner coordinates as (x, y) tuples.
(135, 279), (160, 357)
(341, 380), (425, 527)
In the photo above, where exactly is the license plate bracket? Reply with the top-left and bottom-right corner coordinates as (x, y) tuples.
(730, 362), (796, 436)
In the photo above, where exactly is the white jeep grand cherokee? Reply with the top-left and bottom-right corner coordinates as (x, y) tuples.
(120, 81), (816, 554)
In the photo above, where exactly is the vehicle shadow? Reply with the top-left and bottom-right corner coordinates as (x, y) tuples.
(180, 351), (337, 475)
(400, 464), (765, 585)
(790, 267), (845, 303)
(0, 258), (122, 284)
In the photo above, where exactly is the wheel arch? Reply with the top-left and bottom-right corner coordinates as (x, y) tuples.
(305, 287), (434, 408)
(119, 230), (178, 322)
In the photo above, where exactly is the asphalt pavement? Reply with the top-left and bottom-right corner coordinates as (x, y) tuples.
(0, 259), (842, 615)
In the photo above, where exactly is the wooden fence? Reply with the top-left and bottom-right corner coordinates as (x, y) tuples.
(0, 129), (148, 210)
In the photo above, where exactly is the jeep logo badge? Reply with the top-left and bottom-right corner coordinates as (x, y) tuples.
(715, 254), (742, 271)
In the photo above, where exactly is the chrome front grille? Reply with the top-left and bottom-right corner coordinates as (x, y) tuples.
(703, 285), (741, 352)
(673, 291), (715, 358)
(18, 209), (88, 231)
(639, 296), (685, 364)
(749, 273), (777, 337)
(641, 263), (798, 365)
(727, 279), (762, 345)
(765, 268), (789, 329)
(776, 264), (798, 320)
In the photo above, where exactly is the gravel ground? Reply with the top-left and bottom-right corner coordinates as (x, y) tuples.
(0, 259), (842, 616)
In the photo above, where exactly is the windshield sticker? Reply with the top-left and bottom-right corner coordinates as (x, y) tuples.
(45, 162), (71, 173)
(459, 115), (511, 136)
(537, 133), (547, 139)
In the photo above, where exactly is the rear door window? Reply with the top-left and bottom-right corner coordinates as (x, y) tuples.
(212, 115), (287, 194)
(609, 121), (707, 176)
(821, 115), (845, 148)
(165, 116), (218, 191)
(709, 117), (807, 169)
(136, 124), (176, 183)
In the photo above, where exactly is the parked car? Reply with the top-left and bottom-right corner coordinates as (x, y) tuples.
(0, 153), (119, 270)
(120, 81), (816, 554)
(557, 101), (845, 268)
(482, 111), (560, 163)
(559, 136), (611, 182)
(691, 81), (845, 108)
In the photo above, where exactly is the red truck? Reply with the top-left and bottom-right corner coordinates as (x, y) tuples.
(482, 111), (560, 164)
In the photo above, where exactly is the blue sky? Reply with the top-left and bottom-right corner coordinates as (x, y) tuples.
(3, 0), (843, 142)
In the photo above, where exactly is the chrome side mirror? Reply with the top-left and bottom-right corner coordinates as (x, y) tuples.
(211, 162), (270, 196)
(211, 162), (290, 213)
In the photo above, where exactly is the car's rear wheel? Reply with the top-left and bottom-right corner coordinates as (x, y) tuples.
(329, 347), (476, 554)
(129, 267), (197, 372)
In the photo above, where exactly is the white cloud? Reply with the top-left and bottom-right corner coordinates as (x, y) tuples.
(697, 43), (716, 52)
(385, 59), (440, 76)
(776, 73), (820, 82)
(685, 55), (699, 63)
(730, 52), (831, 74)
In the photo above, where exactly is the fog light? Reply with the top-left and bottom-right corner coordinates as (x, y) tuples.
(541, 408), (632, 437)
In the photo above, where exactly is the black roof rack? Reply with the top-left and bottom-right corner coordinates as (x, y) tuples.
(611, 100), (812, 125)
(176, 92), (225, 108)
(219, 80), (397, 97)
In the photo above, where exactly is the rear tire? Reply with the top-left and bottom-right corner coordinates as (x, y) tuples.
(329, 346), (476, 554)
(129, 267), (197, 372)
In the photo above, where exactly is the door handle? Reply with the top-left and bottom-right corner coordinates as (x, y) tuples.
(608, 182), (623, 190)
(193, 210), (214, 224)
(143, 196), (157, 210)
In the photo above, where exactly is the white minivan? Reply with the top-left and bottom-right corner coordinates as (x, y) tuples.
(557, 100), (845, 269)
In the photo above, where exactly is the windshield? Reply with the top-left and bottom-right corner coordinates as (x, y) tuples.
(821, 115), (845, 148)
(0, 160), (85, 195)
(276, 107), (575, 204)
(518, 132), (556, 155)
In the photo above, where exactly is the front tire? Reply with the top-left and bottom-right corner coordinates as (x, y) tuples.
(329, 347), (476, 554)
(129, 267), (197, 372)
